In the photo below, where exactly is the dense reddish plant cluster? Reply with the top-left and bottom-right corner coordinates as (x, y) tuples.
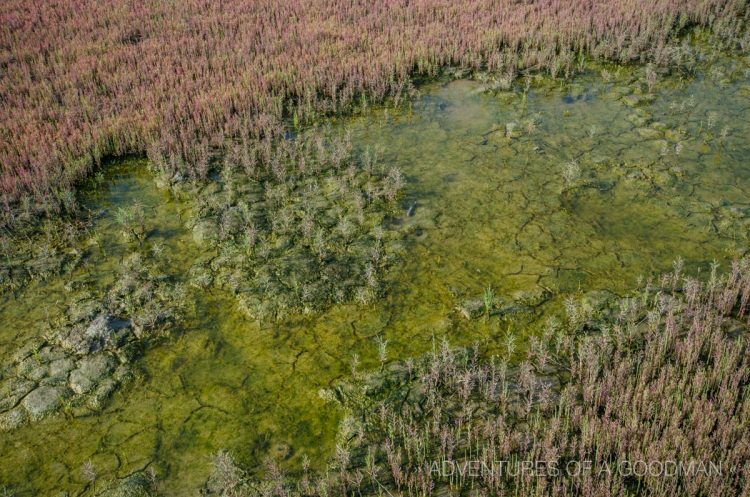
(1, 0), (747, 225)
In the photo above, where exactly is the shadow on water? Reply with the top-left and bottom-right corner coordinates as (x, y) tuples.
(1, 49), (750, 495)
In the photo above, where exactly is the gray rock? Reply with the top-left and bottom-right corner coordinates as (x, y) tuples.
(22, 386), (67, 419)
(85, 314), (115, 350)
(38, 345), (65, 363)
(88, 378), (119, 410)
(113, 364), (134, 383)
(0, 406), (28, 431)
(0, 378), (36, 411)
(39, 375), (69, 388)
(26, 364), (50, 382)
(69, 354), (116, 394)
(16, 356), (44, 377)
(49, 357), (75, 378)
(58, 314), (129, 355)
(67, 298), (100, 323)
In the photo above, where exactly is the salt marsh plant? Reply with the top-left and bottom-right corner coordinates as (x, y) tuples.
(81, 460), (98, 493)
(483, 285), (495, 317)
(504, 121), (518, 139)
(720, 125), (731, 141)
(562, 159), (581, 186)
(181, 127), (405, 320)
(114, 203), (147, 243)
(206, 451), (248, 497)
(376, 336), (389, 370)
(222, 260), (750, 496)
(524, 117), (538, 135)
(1, 0), (748, 226)
(645, 64), (660, 92)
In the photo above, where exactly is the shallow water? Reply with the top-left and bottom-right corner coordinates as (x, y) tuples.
(1, 50), (750, 496)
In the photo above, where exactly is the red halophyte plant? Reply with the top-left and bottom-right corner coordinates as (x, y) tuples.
(1, 0), (748, 225)
(227, 260), (750, 496)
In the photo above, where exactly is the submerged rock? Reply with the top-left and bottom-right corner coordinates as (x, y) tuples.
(48, 357), (75, 378)
(580, 289), (617, 310)
(0, 378), (35, 411)
(88, 378), (119, 410)
(457, 286), (551, 321)
(22, 385), (68, 420)
(626, 113), (650, 127)
(69, 354), (116, 395)
(0, 406), (27, 431)
(510, 288), (551, 307)
(664, 128), (684, 142)
(0, 256), (180, 429)
(58, 313), (129, 355)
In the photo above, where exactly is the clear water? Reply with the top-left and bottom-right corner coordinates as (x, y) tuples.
(1, 50), (749, 496)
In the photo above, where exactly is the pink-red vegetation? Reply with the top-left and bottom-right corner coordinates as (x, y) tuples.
(0, 0), (747, 224)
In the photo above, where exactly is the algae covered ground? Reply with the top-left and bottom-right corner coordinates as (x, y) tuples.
(1, 40), (750, 496)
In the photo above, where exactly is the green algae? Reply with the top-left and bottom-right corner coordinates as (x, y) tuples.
(0, 48), (749, 496)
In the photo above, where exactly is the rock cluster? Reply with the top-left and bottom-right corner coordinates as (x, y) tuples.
(0, 253), (186, 431)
